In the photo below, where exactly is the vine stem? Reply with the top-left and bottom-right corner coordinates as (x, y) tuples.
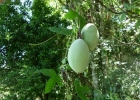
(29, 34), (57, 46)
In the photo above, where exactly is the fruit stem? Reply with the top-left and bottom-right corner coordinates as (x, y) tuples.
(77, 28), (82, 39)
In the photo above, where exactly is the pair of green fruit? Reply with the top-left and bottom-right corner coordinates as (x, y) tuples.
(68, 23), (99, 73)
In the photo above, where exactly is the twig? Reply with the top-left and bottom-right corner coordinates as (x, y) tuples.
(97, 0), (125, 14)
(98, 0), (140, 18)
(114, 38), (140, 46)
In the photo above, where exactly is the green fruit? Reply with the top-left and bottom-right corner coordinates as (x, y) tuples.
(81, 23), (99, 51)
(68, 39), (90, 73)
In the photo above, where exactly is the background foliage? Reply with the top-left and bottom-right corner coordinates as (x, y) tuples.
(0, 0), (140, 100)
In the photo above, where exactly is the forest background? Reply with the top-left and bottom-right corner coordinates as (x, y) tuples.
(0, 0), (140, 100)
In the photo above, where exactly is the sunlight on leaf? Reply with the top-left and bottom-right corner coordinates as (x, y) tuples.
(65, 10), (79, 20)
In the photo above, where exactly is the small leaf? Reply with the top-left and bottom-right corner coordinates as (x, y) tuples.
(61, 58), (67, 64)
(120, 13), (126, 21)
(74, 79), (89, 100)
(49, 27), (72, 35)
(125, 96), (132, 100)
(67, 94), (72, 100)
(45, 78), (56, 94)
(135, 20), (140, 29)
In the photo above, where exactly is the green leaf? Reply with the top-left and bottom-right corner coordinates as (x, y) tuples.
(74, 79), (89, 100)
(56, 74), (63, 86)
(61, 58), (67, 64)
(94, 89), (104, 99)
(134, 8), (140, 14)
(66, 94), (72, 100)
(78, 16), (86, 29)
(125, 96), (132, 100)
(45, 78), (56, 94)
(64, 10), (86, 29)
(37, 69), (56, 78)
(65, 10), (79, 20)
(49, 27), (72, 35)
(37, 69), (63, 93)
(120, 13), (126, 21)
(135, 20), (140, 29)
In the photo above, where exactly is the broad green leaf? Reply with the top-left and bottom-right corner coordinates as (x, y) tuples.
(45, 78), (56, 94)
(78, 16), (86, 29)
(37, 69), (63, 93)
(36, 69), (60, 87)
(135, 8), (140, 14)
(36, 69), (56, 78)
(64, 10), (86, 29)
(123, 4), (131, 10)
(135, 20), (140, 29)
(74, 79), (89, 100)
(49, 27), (72, 35)
(56, 74), (63, 86)
(65, 10), (79, 20)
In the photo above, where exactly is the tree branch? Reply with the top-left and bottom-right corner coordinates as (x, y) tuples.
(97, 0), (140, 18)
(97, 0), (125, 14)
(114, 38), (140, 46)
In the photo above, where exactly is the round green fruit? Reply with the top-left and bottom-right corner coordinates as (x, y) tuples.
(81, 23), (99, 51)
(68, 39), (90, 73)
